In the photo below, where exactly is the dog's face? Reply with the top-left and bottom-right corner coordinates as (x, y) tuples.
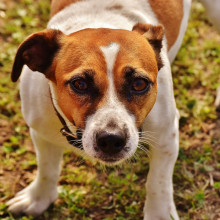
(12, 25), (164, 164)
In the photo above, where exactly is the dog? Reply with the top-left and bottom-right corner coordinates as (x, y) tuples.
(6, 0), (220, 219)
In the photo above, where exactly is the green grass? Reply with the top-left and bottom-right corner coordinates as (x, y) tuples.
(0, 0), (220, 219)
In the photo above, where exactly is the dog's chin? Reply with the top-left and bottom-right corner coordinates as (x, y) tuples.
(96, 158), (126, 166)
(97, 157), (127, 166)
(88, 149), (136, 166)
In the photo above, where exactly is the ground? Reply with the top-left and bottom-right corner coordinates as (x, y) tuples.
(0, 0), (220, 219)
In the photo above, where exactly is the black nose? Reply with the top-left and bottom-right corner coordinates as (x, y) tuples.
(96, 131), (126, 155)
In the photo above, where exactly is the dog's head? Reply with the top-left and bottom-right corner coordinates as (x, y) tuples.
(12, 24), (164, 164)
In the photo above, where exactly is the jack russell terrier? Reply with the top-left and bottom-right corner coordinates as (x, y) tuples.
(6, 0), (220, 219)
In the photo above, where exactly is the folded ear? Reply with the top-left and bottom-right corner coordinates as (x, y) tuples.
(11, 29), (63, 82)
(132, 23), (164, 70)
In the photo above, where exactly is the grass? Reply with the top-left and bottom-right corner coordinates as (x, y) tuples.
(0, 0), (220, 219)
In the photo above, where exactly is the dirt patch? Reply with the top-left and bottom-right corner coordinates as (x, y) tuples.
(210, 113), (220, 138)
(0, 119), (12, 145)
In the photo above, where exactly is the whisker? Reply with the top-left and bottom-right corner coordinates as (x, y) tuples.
(138, 145), (149, 155)
(138, 130), (157, 135)
(140, 136), (158, 142)
(139, 139), (158, 147)
(139, 136), (159, 147)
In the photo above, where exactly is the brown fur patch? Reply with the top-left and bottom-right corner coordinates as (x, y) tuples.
(148, 0), (184, 50)
(54, 32), (108, 127)
(50, 0), (82, 17)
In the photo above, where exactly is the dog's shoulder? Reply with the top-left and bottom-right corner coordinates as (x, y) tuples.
(148, 0), (185, 49)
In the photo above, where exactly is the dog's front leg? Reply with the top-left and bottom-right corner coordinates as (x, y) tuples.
(143, 115), (179, 220)
(142, 64), (179, 220)
(7, 129), (64, 217)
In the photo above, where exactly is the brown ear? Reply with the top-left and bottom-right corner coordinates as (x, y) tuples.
(132, 23), (164, 70)
(11, 29), (63, 82)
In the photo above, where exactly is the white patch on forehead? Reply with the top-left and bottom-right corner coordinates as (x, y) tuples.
(100, 42), (119, 74)
(100, 42), (120, 104)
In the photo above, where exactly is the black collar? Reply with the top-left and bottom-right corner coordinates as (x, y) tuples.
(60, 126), (83, 150)
(50, 93), (83, 150)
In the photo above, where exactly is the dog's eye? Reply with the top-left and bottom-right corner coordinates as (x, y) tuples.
(131, 78), (150, 93)
(71, 78), (88, 93)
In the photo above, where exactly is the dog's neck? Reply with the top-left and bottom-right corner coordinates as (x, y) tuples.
(48, 0), (158, 35)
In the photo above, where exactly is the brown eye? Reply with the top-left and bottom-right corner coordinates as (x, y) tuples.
(132, 78), (148, 92)
(71, 78), (88, 93)
(74, 79), (87, 90)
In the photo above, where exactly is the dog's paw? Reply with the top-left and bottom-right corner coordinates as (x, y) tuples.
(144, 200), (179, 220)
(6, 181), (58, 217)
(144, 210), (179, 220)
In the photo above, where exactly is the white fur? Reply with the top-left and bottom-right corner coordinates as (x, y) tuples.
(8, 0), (220, 219)
(48, 0), (158, 33)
